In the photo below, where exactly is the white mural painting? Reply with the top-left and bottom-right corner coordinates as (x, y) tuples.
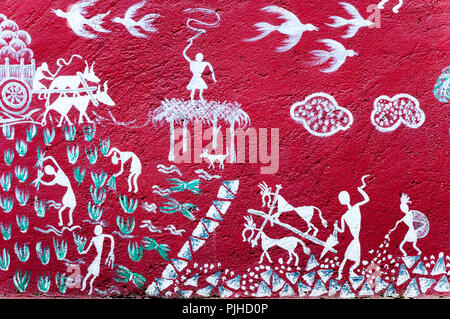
(326, 2), (375, 39)
(52, 1), (111, 39)
(41, 82), (115, 127)
(244, 6), (318, 52)
(79, 225), (115, 295)
(157, 164), (182, 176)
(0, 16), (36, 124)
(334, 175), (371, 280)
(0, 14), (111, 129)
(377, 0), (404, 13)
(388, 194), (429, 256)
(104, 147), (142, 193)
(242, 215), (311, 266)
(246, 183), (336, 267)
(33, 155), (77, 227)
(44, 60), (100, 103)
(112, 0), (160, 38)
(152, 9), (250, 163)
(371, 94), (425, 132)
(146, 180), (240, 297)
(290, 92), (353, 137)
(308, 39), (358, 73)
(257, 182), (328, 236)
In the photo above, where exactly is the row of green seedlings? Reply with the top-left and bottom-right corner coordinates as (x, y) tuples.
(2, 125), (55, 149)
(16, 265), (150, 293)
(72, 138), (111, 186)
(116, 194), (138, 240)
(0, 185), (31, 213)
(2, 124), (94, 294)
(2, 123), (98, 168)
(1, 143), (48, 213)
(0, 215), (30, 238)
(2, 122), (97, 143)
(117, 195), (171, 262)
(87, 170), (109, 222)
(0, 238), (69, 268)
(67, 138), (110, 166)
(12, 270), (70, 294)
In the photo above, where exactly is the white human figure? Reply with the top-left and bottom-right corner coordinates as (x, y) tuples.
(105, 147), (142, 193)
(183, 46), (216, 103)
(80, 225), (115, 295)
(335, 175), (370, 279)
(33, 62), (55, 92)
(35, 156), (76, 226)
(387, 193), (422, 256)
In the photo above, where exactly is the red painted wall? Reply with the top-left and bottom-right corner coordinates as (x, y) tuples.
(0, 0), (448, 298)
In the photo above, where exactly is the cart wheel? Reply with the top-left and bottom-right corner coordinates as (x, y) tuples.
(0, 79), (32, 115)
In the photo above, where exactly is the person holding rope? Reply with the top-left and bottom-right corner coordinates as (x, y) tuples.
(183, 8), (219, 104)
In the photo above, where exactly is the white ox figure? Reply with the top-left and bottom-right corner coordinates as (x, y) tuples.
(41, 82), (115, 127)
(258, 182), (328, 237)
(45, 61), (101, 105)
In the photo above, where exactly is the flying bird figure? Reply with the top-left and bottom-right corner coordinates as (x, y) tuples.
(309, 39), (358, 73)
(326, 2), (375, 39)
(51, 0), (111, 39)
(244, 5), (318, 52)
(112, 0), (160, 38)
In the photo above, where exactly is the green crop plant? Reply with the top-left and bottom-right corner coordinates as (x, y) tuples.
(67, 145), (79, 164)
(116, 216), (135, 236)
(63, 125), (76, 141)
(15, 140), (27, 157)
(14, 242), (30, 262)
(0, 173), (11, 191)
(43, 126), (55, 145)
(119, 195), (138, 214)
(74, 167), (86, 185)
(36, 242), (50, 265)
(13, 270), (30, 292)
(53, 238), (67, 261)
(3, 149), (14, 166)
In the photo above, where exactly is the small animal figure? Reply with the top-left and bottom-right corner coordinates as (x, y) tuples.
(112, 0), (160, 38)
(244, 5), (318, 52)
(199, 148), (229, 170)
(51, 0), (111, 39)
